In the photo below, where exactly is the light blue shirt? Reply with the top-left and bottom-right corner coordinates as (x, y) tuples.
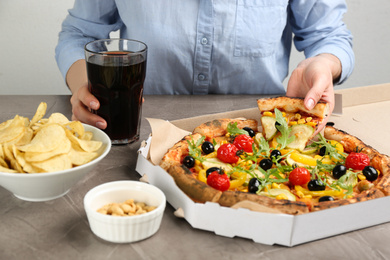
(55, 0), (354, 95)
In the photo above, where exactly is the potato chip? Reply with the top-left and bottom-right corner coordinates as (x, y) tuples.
(0, 115), (26, 144)
(15, 128), (34, 146)
(29, 102), (47, 127)
(24, 138), (71, 162)
(0, 165), (17, 173)
(65, 121), (85, 137)
(17, 124), (67, 153)
(3, 145), (15, 162)
(66, 129), (102, 153)
(31, 154), (72, 172)
(0, 119), (12, 131)
(0, 102), (104, 173)
(81, 131), (93, 141)
(9, 157), (23, 173)
(47, 113), (70, 125)
(68, 147), (98, 166)
(12, 146), (41, 173)
(0, 157), (8, 168)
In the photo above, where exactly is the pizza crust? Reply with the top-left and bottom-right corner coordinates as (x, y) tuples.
(257, 96), (329, 119)
(312, 187), (385, 211)
(160, 133), (203, 171)
(218, 190), (309, 215)
(193, 118), (258, 139)
(168, 165), (222, 203)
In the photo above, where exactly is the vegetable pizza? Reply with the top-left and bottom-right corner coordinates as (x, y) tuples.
(159, 97), (390, 215)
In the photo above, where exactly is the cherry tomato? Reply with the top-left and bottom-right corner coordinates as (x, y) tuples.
(207, 171), (230, 191)
(345, 152), (370, 170)
(233, 134), (254, 153)
(289, 167), (311, 186)
(217, 143), (239, 164)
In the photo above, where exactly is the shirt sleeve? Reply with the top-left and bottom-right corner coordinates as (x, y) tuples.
(55, 0), (123, 81)
(288, 0), (355, 84)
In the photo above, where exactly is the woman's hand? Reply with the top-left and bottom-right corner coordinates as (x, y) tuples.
(66, 60), (107, 129)
(286, 53), (342, 134)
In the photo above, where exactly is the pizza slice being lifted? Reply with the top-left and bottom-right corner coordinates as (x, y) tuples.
(257, 97), (329, 152)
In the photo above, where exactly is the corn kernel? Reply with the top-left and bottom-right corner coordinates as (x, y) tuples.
(205, 151), (217, 158)
(296, 190), (305, 198)
(295, 113), (302, 120)
(271, 183), (280, 189)
(298, 119), (306, 124)
(289, 121), (298, 126)
(263, 111), (273, 116)
(358, 174), (366, 181)
(276, 194), (289, 200)
(194, 165), (203, 172)
(282, 112), (286, 117)
(263, 184), (271, 192)
(225, 133), (231, 138)
(279, 183), (289, 190)
(306, 117), (312, 122)
(195, 160), (201, 166)
(306, 122), (317, 127)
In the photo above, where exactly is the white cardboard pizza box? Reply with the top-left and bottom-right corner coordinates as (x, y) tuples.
(136, 83), (390, 246)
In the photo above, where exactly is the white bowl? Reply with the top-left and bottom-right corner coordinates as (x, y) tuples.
(0, 124), (111, 201)
(84, 180), (166, 243)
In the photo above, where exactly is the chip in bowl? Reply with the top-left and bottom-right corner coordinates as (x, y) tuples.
(0, 102), (104, 173)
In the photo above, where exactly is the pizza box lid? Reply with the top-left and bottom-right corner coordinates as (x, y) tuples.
(136, 88), (390, 246)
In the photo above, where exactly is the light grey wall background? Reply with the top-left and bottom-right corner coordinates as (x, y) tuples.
(0, 0), (389, 95)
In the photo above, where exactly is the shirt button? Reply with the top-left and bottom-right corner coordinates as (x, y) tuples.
(198, 74), (206, 81)
(201, 37), (208, 45)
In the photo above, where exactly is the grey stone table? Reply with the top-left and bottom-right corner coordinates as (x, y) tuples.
(0, 95), (389, 260)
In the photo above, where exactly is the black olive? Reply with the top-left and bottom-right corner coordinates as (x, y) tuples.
(332, 164), (347, 179)
(248, 178), (260, 193)
(270, 149), (282, 162)
(243, 127), (255, 137)
(201, 141), (214, 155)
(206, 167), (224, 177)
(363, 166), (378, 182)
(259, 158), (273, 171)
(182, 155), (195, 168)
(307, 179), (326, 191)
(319, 146), (327, 156)
(275, 121), (281, 128)
(326, 122), (335, 127)
(319, 196), (334, 202)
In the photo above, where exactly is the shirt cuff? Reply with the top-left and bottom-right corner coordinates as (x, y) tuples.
(306, 45), (355, 85)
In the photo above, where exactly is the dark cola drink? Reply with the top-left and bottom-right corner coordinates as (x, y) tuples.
(86, 51), (147, 144)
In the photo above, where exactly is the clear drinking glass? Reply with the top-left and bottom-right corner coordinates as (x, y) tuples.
(85, 39), (147, 144)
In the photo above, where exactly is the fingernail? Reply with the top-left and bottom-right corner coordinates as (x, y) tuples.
(96, 121), (105, 129)
(90, 101), (98, 110)
(307, 99), (315, 110)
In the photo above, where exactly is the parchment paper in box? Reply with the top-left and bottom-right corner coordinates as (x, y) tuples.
(136, 91), (390, 246)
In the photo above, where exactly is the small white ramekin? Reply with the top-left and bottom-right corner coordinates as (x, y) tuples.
(84, 180), (166, 243)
